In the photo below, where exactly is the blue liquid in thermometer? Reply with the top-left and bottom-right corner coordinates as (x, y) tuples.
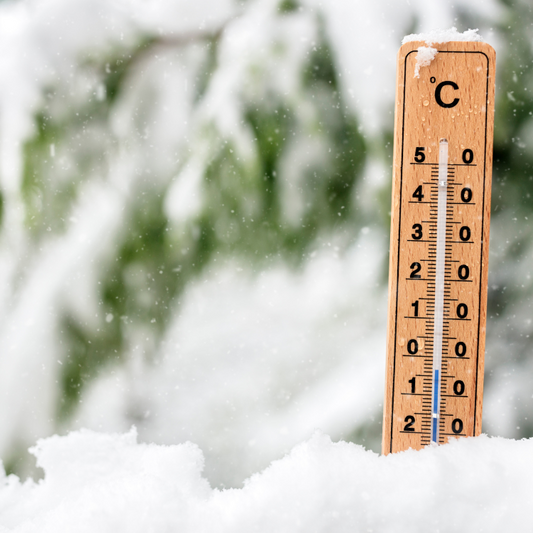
(431, 139), (448, 444)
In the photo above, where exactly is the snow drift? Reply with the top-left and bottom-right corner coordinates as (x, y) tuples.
(0, 429), (530, 532)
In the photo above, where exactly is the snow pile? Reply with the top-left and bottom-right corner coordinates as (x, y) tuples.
(402, 27), (484, 45)
(0, 429), (531, 532)
(413, 46), (439, 78)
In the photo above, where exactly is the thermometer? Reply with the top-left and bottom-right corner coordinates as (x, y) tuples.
(382, 41), (496, 453)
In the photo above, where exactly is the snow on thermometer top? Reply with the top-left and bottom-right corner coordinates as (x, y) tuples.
(382, 39), (496, 454)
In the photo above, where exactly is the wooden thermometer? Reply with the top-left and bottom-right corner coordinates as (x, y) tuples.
(383, 41), (496, 454)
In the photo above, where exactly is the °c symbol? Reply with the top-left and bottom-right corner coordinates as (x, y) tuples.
(430, 77), (436, 83)
(435, 80), (460, 108)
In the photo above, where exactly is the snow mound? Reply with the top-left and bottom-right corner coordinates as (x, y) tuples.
(402, 27), (484, 45)
(413, 46), (439, 78)
(0, 429), (531, 531)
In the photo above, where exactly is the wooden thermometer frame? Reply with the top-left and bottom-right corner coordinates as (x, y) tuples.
(383, 41), (496, 454)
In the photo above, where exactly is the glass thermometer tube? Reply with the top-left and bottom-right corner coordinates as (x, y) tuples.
(431, 139), (448, 444)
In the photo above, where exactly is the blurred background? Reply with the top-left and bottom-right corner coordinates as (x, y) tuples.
(0, 0), (531, 487)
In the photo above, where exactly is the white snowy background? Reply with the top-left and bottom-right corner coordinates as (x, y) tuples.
(0, 0), (532, 530)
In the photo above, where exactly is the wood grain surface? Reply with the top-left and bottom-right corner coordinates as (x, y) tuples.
(382, 41), (496, 454)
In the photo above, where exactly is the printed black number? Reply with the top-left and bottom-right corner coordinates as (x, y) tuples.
(412, 224), (423, 240)
(453, 380), (465, 396)
(407, 339), (418, 355)
(404, 415), (415, 432)
(461, 187), (472, 203)
(452, 418), (464, 434)
(455, 342), (467, 357)
(413, 185), (424, 202)
(414, 147), (426, 163)
(457, 303), (468, 319)
(458, 265), (470, 280)
(410, 262), (422, 279)
(462, 149), (474, 164)
(459, 226), (471, 242)
(412, 301), (419, 317)
(408, 377), (416, 394)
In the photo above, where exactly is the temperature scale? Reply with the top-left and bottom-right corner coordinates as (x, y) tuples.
(383, 41), (496, 453)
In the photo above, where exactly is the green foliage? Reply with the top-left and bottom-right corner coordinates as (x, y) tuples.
(492, 4), (533, 213)
(19, 5), (367, 420)
(22, 102), (113, 238)
(196, 29), (366, 265)
(278, 0), (299, 13)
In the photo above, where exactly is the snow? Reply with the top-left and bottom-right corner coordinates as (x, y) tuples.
(73, 232), (388, 486)
(0, 428), (531, 532)
(402, 27), (485, 45)
(302, 6), (500, 133)
(404, 27), (485, 78)
(413, 46), (439, 78)
(0, 0), (237, 463)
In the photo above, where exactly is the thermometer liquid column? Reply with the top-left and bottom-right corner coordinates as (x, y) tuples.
(431, 138), (448, 444)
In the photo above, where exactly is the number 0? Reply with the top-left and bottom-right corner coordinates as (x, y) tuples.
(457, 303), (468, 319)
(452, 418), (464, 434)
(461, 187), (472, 203)
(455, 342), (467, 357)
(462, 149), (474, 164)
(458, 265), (469, 280)
(453, 380), (465, 395)
(459, 226), (471, 242)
